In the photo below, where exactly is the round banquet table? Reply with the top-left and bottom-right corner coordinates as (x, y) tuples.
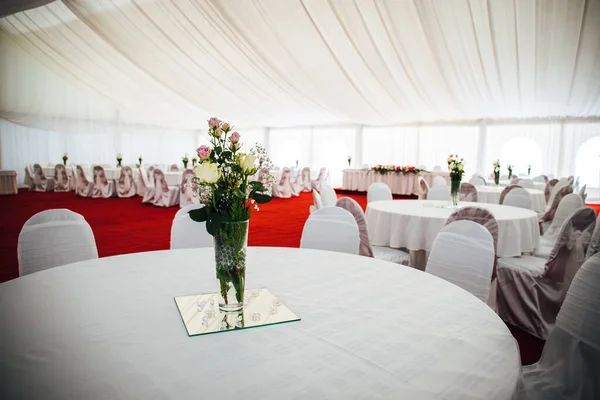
(0, 247), (520, 399)
(367, 200), (540, 257)
(476, 186), (546, 212)
(498, 180), (545, 191)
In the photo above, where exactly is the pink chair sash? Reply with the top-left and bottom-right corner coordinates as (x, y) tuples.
(418, 177), (429, 200)
(459, 182), (478, 202)
(180, 169), (199, 207)
(54, 164), (70, 191)
(545, 179), (558, 203)
(540, 186), (574, 224)
(336, 197), (374, 257)
(499, 184), (522, 204)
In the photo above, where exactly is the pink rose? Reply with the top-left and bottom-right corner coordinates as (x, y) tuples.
(216, 127), (223, 137)
(196, 145), (211, 160)
(230, 141), (240, 150)
(230, 131), (240, 142)
(208, 117), (220, 128)
(221, 122), (231, 132)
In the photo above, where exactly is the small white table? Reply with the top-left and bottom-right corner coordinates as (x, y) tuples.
(367, 200), (540, 257)
(0, 248), (520, 399)
(476, 186), (546, 212)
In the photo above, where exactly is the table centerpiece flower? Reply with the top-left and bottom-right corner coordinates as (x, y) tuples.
(188, 118), (273, 312)
(493, 160), (501, 186)
(507, 164), (513, 180)
(138, 155), (143, 165)
(182, 154), (189, 169)
(347, 156), (352, 167)
(447, 154), (464, 207)
(117, 153), (123, 167)
(62, 153), (68, 166)
(528, 165), (531, 176)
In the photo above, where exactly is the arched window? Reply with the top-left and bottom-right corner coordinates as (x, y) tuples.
(575, 136), (600, 188)
(499, 137), (543, 177)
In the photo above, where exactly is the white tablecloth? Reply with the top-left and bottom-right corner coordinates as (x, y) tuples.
(476, 186), (546, 212)
(367, 200), (540, 257)
(0, 248), (520, 399)
(342, 169), (450, 195)
(498, 180), (545, 191)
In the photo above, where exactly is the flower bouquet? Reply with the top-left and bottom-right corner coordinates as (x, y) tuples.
(493, 160), (501, 185)
(347, 156), (352, 167)
(447, 154), (464, 206)
(507, 164), (513, 180)
(62, 153), (68, 166)
(182, 154), (189, 169)
(138, 155), (142, 165)
(528, 165), (531, 176)
(371, 165), (425, 175)
(117, 153), (123, 167)
(189, 118), (273, 311)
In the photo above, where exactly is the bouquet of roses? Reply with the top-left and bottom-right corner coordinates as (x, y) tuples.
(116, 153), (123, 167)
(62, 153), (68, 165)
(493, 160), (501, 184)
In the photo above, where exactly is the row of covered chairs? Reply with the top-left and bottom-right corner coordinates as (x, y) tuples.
(270, 167), (329, 198)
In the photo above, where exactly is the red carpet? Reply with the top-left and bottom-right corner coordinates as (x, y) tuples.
(0, 188), (562, 365)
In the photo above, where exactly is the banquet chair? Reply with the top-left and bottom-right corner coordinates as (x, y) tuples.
(24, 165), (34, 189)
(31, 163), (55, 192)
(170, 164), (179, 172)
(586, 214), (600, 259)
(179, 169), (199, 208)
(311, 167), (329, 191)
(53, 164), (71, 192)
(533, 175), (548, 184)
(573, 177), (580, 192)
(567, 176), (575, 185)
(69, 165), (78, 191)
(432, 176), (446, 186)
(519, 179), (535, 189)
(426, 220), (495, 303)
(447, 207), (499, 258)
(137, 166), (154, 202)
(116, 166), (137, 198)
(498, 184), (521, 204)
(310, 189), (323, 213)
(459, 182), (478, 202)
(578, 184), (587, 202)
(300, 207), (359, 255)
(469, 175), (486, 186)
(432, 165), (442, 172)
(170, 204), (213, 249)
(320, 183), (338, 207)
(272, 167), (297, 198)
(544, 179), (558, 203)
(18, 209), (98, 276)
(538, 189), (578, 239)
(547, 180), (568, 207)
(503, 187), (533, 210)
(91, 166), (116, 198)
(495, 207), (596, 339)
(367, 182), (392, 204)
(74, 165), (94, 197)
(417, 177), (429, 200)
(295, 167), (312, 193)
(511, 177), (521, 185)
(255, 167), (270, 184)
(517, 253), (600, 400)
(336, 197), (410, 264)
(146, 168), (179, 207)
(426, 185), (451, 201)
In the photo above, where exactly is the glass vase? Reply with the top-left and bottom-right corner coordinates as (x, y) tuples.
(450, 176), (461, 207)
(214, 220), (248, 312)
(494, 172), (500, 186)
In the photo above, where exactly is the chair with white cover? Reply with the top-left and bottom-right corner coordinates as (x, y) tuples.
(544, 179), (558, 203)
(91, 166), (116, 198)
(586, 214), (600, 259)
(537, 193), (582, 251)
(74, 165), (94, 197)
(367, 182), (392, 204)
(517, 254), (600, 400)
(295, 167), (312, 193)
(69, 165), (78, 191)
(311, 167), (328, 191)
(24, 165), (34, 189)
(498, 184), (521, 204)
(459, 182), (478, 202)
(495, 207), (596, 339)
(426, 185), (451, 201)
(272, 167), (297, 198)
(179, 169), (199, 208)
(319, 183), (338, 207)
(519, 179), (535, 189)
(432, 176), (446, 186)
(533, 175), (548, 184)
(503, 187), (533, 210)
(138, 166), (155, 203)
(417, 177), (429, 200)
(169, 164), (179, 172)
(426, 220), (495, 303)
(447, 207), (499, 259)
(300, 207), (359, 254)
(170, 204), (213, 249)
(116, 166), (137, 198)
(53, 164), (71, 192)
(255, 167), (271, 184)
(432, 165), (442, 172)
(336, 197), (410, 264)
(469, 175), (486, 186)
(547, 179), (568, 207)
(578, 184), (587, 202)
(145, 168), (180, 207)
(511, 177), (521, 185)
(31, 163), (55, 192)
(17, 209), (98, 276)
(310, 189), (323, 213)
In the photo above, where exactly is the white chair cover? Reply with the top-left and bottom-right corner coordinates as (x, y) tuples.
(432, 176), (446, 186)
(544, 179), (558, 203)
(426, 185), (451, 201)
(426, 220), (495, 303)
(499, 184), (521, 204)
(23, 165), (34, 189)
(31, 163), (55, 192)
(367, 182), (392, 204)
(116, 166), (137, 198)
(311, 189), (323, 213)
(17, 209), (98, 276)
(311, 167), (328, 191)
(503, 187), (533, 209)
(255, 167), (270, 184)
(272, 167), (297, 198)
(300, 207), (359, 255)
(417, 176), (429, 200)
(147, 168), (180, 207)
(179, 169), (199, 208)
(539, 185), (575, 235)
(496, 207), (596, 339)
(518, 254), (600, 400)
(74, 165), (94, 197)
(91, 166), (116, 198)
(432, 165), (442, 172)
(319, 183), (338, 207)
(295, 167), (312, 193)
(138, 166), (155, 203)
(547, 180), (568, 207)
(469, 176), (486, 186)
(459, 182), (478, 202)
(533, 175), (548, 183)
(169, 164), (179, 172)
(586, 214), (600, 259)
(542, 193), (584, 244)
(519, 179), (535, 189)
(53, 164), (71, 192)
(170, 204), (213, 249)
(578, 184), (587, 202)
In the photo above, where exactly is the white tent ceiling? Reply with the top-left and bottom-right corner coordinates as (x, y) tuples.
(1, 0), (599, 130)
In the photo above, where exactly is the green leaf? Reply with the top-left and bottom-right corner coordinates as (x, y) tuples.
(249, 181), (264, 189)
(222, 150), (232, 159)
(206, 214), (221, 236)
(188, 207), (208, 222)
(253, 193), (272, 204)
(233, 188), (244, 198)
(214, 146), (222, 155)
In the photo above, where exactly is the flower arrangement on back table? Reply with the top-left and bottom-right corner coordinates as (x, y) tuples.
(493, 160), (501, 185)
(507, 164), (513, 180)
(138, 155), (143, 165)
(447, 155), (464, 207)
(371, 165), (425, 175)
(116, 153), (123, 167)
(189, 117), (274, 312)
(182, 154), (189, 169)
(62, 153), (68, 166)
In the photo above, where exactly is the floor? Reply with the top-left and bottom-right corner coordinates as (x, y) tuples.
(0, 188), (553, 365)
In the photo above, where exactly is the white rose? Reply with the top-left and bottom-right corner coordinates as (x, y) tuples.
(193, 162), (220, 183)
(238, 154), (257, 173)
